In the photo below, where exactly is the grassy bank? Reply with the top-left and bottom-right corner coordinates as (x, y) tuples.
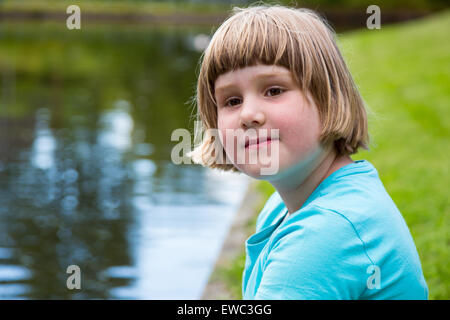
(207, 10), (450, 300)
(0, 0), (229, 15)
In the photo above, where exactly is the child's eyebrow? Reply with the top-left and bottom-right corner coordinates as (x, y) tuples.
(215, 72), (292, 94)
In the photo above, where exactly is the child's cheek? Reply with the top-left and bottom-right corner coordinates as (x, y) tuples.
(217, 127), (227, 151)
(216, 117), (227, 147)
(217, 120), (242, 166)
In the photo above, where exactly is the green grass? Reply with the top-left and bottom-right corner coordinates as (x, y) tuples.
(219, 11), (450, 300)
(0, 0), (230, 15)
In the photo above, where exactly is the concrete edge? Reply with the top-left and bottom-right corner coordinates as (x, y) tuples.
(201, 179), (264, 300)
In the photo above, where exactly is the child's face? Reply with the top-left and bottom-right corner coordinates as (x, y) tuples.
(214, 63), (324, 180)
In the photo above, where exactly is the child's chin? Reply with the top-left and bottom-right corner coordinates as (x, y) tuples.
(235, 163), (282, 180)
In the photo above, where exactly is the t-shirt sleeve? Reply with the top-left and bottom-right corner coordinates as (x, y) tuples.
(254, 207), (372, 300)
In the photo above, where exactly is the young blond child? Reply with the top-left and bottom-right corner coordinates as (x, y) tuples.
(189, 4), (428, 299)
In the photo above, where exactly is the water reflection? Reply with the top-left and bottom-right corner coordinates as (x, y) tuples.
(122, 166), (247, 299)
(31, 109), (56, 170)
(98, 100), (134, 152)
(0, 23), (248, 299)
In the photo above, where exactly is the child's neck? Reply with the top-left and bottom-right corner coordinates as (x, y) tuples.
(273, 148), (353, 215)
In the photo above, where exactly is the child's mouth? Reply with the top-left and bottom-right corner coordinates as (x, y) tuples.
(245, 137), (275, 149)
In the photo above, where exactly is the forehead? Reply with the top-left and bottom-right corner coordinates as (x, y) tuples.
(214, 64), (293, 93)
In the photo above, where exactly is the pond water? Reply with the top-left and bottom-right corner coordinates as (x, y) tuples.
(0, 22), (249, 299)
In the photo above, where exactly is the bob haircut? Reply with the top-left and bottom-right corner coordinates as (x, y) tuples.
(189, 4), (370, 172)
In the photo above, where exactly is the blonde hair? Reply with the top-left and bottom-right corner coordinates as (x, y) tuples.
(189, 4), (369, 172)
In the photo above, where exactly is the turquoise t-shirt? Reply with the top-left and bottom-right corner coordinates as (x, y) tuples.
(242, 160), (428, 299)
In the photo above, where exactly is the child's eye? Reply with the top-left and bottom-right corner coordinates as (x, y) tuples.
(224, 97), (241, 107)
(266, 87), (284, 97)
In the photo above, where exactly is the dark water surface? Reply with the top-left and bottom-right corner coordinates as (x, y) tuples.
(0, 22), (248, 299)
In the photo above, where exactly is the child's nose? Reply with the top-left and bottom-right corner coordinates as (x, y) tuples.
(239, 97), (266, 129)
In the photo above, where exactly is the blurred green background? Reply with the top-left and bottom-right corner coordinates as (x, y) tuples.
(0, 0), (448, 300)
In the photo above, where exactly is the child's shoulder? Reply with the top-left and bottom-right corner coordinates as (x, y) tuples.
(256, 160), (404, 239)
(311, 160), (401, 227)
